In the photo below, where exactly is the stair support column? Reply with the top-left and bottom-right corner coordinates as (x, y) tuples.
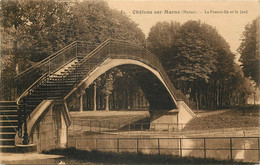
(22, 104), (29, 145)
(93, 82), (97, 111)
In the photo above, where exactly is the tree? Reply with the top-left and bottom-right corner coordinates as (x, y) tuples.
(69, 1), (145, 45)
(94, 68), (123, 111)
(147, 21), (180, 68)
(238, 17), (260, 86)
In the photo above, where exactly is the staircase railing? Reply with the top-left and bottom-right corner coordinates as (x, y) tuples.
(14, 41), (97, 98)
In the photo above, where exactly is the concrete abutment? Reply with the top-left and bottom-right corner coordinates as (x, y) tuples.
(16, 100), (69, 152)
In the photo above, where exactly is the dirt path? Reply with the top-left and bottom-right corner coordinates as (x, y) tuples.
(197, 109), (231, 117)
(0, 153), (63, 164)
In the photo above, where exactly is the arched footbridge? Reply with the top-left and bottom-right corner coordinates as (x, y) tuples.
(0, 39), (196, 152)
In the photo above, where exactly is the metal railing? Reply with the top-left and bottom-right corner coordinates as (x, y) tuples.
(69, 119), (259, 136)
(14, 41), (97, 98)
(68, 137), (260, 162)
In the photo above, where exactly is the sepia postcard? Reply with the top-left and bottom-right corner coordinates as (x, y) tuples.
(0, 0), (259, 164)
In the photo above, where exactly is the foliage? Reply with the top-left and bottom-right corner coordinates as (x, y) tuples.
(148, 21), (218, 83)
(238, 17), (260, 86)
(1, 0), (145, 64)
(0, 0), (145, 100)
(95, 68), (123, 96)
(147, 20), (253, 109)
(147, 21), (180, 64)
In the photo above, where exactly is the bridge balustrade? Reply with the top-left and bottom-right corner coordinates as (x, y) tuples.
(13, 41), (97, 98)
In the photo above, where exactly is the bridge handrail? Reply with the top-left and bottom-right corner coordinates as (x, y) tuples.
(14, 41), (75, 80)
(14, 41), (95, 80)
(13, 41), (97, 99)
(70, 39), (195, 108)
(107, 39), (192, 105)
(17, 38), (195, 110)
(16, 73), (48, 105)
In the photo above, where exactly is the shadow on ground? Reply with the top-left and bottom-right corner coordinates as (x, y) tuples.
(42, 148), (251, 164)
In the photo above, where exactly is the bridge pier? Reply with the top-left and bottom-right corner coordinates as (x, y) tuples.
(149, 109), (179, 131)
(149, 101), (196, 131)
(56, 104), (68, 148)
(16, 100), (70, 152)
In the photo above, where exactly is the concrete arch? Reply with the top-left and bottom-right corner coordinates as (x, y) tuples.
(64, 58), (178, 110)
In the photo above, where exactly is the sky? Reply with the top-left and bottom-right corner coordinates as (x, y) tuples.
(107, 0), (260, 61)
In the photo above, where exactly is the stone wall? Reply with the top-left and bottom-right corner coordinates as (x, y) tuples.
(31, 104), (68, 152)
(150, 110), (178, 131)
(177, 101), (196, 126)
(149, 101), (196, 131)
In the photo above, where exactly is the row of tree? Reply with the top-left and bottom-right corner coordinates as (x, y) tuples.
(147, 20), (257, 109)
(238, 17), (260, 87)
(1, 0), (258, 110)
(74, 68), (149, 111)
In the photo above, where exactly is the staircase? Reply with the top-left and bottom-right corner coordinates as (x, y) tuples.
(21, 57), (103, 114)
(0, 101), (18, 152)
(22, 58), (82, 114)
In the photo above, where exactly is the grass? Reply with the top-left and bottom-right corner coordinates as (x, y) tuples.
(43, 148), (250, 164)
(70, 111), (149, 124)
(185, 105), (259, 130)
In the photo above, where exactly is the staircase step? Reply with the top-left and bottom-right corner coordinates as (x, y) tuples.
(0, 110), (17, 115)
(24, 97), (44, 100)
(24, 100), (42, 104)
(35, 89), (71, 93)
(0, 105), (18, 110)
(40, 84), (74, 88)
(22, 103), (41, 108)
(27, 93), (64, 98)
(0, 139), (15, 145)
(66, 75), (85, 79)
(33, 89), (68, 93)
(68, 65), (95, 69)
(64, 67), (89, 71)
(44, 81), (76, 85)
(0, 101), (17, 106)
(53, 73), (86, 77)
(37, 85), (73, 89)
(0, 145), (16, 152)
(0, 120), (18, 126)
(27, 94), (63, 98)
(47, 79), (78, 83)
(0, 126), (18, 132)
(0, 132), (16, 139)
(0, 115), (18, 120)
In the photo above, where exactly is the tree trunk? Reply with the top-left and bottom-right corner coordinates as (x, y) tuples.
(105, 95), (109, 111)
